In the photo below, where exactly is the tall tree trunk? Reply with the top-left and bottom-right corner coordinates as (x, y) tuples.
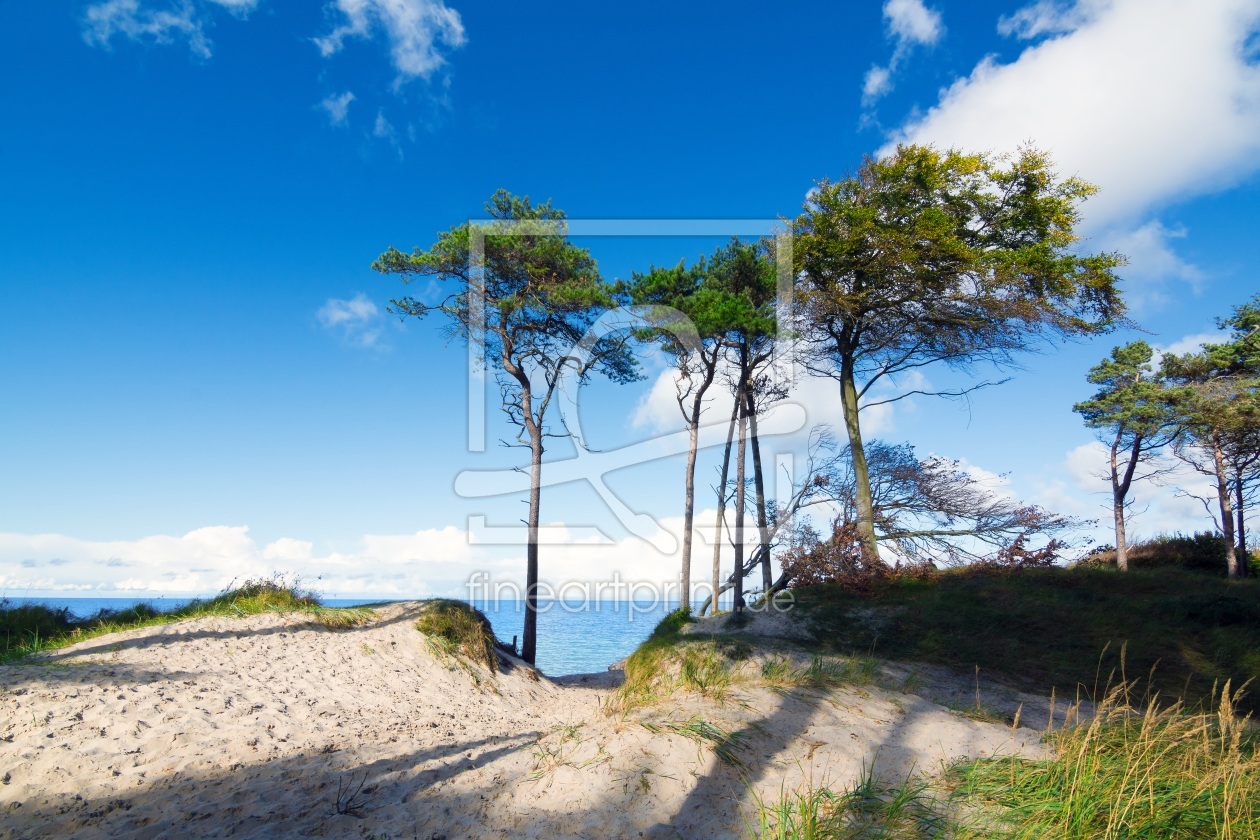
(1110, 436), (1128, 571)
(733, 376), (748, 615)
(521, 434), (544, 665)
(1211, 436), (1240, 580)
(1236, 472), (1248, 579)
(839, 363), (878, 560)
(746, 390), (772, 592)
(1109, 429), (1143, 572)
(707, 399), (740, 616)
(680, 412), (700, 612)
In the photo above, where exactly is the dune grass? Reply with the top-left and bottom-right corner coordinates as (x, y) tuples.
(795, 565), (1260, 714)
(951, 680), (1260, 839)
(414, 598), (501, 673)
(747, 680), (1259, 839)
(0, 575), (373, 663)
(747, 762), (948, 839)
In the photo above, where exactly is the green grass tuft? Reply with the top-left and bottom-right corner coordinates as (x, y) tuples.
(415, 599), (500, 673)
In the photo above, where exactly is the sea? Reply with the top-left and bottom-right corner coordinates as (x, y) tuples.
(0, 596), (685, 676)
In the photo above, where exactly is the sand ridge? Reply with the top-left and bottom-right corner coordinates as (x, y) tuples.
(2, 603), (1049, 838)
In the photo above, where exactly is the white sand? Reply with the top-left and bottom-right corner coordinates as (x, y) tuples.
(1, 603), (1051, 838)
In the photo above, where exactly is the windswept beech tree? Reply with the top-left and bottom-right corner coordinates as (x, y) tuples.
(792, 145), (1125, 561)
(1074, 341), (1182, 571)
(374, 191), (639, 664)
(1163, 296), (1260, 580)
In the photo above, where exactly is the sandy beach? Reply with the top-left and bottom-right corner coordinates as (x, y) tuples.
(1, 603), (1054, 839)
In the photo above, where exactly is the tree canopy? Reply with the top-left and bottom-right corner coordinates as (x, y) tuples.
(792, 144), (1126, 558)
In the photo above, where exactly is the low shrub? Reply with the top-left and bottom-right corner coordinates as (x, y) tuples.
(1077, 531), (1246, 575)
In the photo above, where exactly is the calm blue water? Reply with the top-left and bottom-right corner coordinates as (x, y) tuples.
(1, 596), (680, 676)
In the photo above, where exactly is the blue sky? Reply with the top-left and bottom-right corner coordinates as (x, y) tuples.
(2, 0), (1259, 600)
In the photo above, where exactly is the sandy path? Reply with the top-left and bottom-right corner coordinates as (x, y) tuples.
(1, 604), (1048, 839)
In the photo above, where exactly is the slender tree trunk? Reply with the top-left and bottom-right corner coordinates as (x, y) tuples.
(521, 433), (544, 665)
(746, 390), (772, 592)
(680, 412), (700, 612)
(733, 376), (748, 615)
(839, 363), (878, 560)
(1109, 429), (1142, 572)
(1110, 437), (1128, 572)
(1211, 436), (1240, 580)
(1236, 472), (1248, 579)
(707, 399), (740, 616)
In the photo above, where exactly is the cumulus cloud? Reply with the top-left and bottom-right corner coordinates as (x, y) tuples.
(320, 91), (356, 126)
(0, 513), (772, 602)
(317, 293), (385, 348)
(885, 0), (1260, 303)
(863, 0), (945, 106)
(81, 0), (259, 58)
(314, 0), (467, 86)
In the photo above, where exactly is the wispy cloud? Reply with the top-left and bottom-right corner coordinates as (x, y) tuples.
(317, 293), (386, 348)
(313, 0), (467, 87)
(82, 0), (259, 57)
(863, 0), (944, 107)
(320, 91), (356, 126)
(1101, 221), (1206, 311)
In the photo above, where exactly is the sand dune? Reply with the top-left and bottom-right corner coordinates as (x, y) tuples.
(1, 603), (1050, 838)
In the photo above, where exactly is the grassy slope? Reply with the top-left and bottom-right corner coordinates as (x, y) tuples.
(793, 566), (1260, 714)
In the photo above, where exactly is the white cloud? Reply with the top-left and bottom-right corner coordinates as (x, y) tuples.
(314, 0), (467, 85)
(1153, 329), (1232, 363)
(885, 0), (944, 45)
(885, 0), (1260, 302)
(1101, 221), (1206, 311)
(864, 0), (945, 106)
(82, 0), (259, 58)
(997, 0), (1097, 39)
(0, 514), (771, 602)
(317, 293), (385, 348)
(630, 361), (897, 450)
(320, 91), (356, 126)
(863, 65), (894, 102)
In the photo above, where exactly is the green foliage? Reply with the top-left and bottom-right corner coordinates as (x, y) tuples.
(414, 598), (500, 672)
(794, 565), (1260, 714)
(626, 237), (778, 353)
(1074, 340), (1181, 449)
(1, 576), (373, 662)
(953, 683), (1260, 839)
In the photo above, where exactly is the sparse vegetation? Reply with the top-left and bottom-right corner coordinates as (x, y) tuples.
(748, 763), (948, 839)
(0, 574), (373, 663)
(414, 598), (501, 673)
